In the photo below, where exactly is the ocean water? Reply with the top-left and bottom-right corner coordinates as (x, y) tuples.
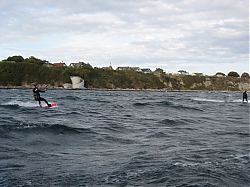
(0, 89), (249, 187)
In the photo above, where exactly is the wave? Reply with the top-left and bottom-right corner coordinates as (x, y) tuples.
(55, 111), (83, 116)
(133, 100), (202, 111)
(159, 118), (180, 126)
(193, 98), (225, 103)
(0, 100), (61, 108)
(147, 132), (169, 138)
(193, 98), (249, 104)
(171, 104), (203, 111)
(232, 99), (248, 103)
(133, 102), (151, 107)
(0, 123), (98, 135)
(99, 122), (131, 133)
(100, 135), (136, 144)
(158, 118), (199, 127)
(156, 101), (173, 106)
(231, 154), (250, 163)
(1, 100), (39, 108)
(58, 95), (81, 101)
(133, 101), (173, 107)
(213, 130), (249, 137)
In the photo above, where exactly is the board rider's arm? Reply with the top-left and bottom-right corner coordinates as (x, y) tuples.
(38, 85), (48, 92)
(38, 88), (46, 93)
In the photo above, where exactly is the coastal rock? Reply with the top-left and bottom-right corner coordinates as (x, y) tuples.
(180, 80), (184, 86)
(204, 79), (212, 87)
(168, 81), (172, 89)
(70, 76), (85, 89)
(238, 83), (250, 91)
(63, 83), (73, 89)
(227, 81), (234, 86)
(190, 83), (203, 89)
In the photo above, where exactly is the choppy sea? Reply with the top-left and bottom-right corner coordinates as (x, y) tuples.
(0, 89), (249, 186)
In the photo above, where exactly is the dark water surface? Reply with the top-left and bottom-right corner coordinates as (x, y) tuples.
(0, 89), (249, 186)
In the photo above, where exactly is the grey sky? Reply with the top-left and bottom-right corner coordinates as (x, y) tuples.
(0, 0), (249, 75)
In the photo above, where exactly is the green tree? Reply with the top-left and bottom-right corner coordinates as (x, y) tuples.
(228, 71), (240, 77)
(215, 72), (225, 77)
(6, 55), (24, 62)
(178, 70), (188, 75)
(241, 72), (249, 78)
(25, 56), (48, 65)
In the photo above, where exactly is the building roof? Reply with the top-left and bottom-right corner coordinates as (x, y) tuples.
(117, 67), (141, 71)
(53, 63), (67, 67)
(141, 68), (152, 73)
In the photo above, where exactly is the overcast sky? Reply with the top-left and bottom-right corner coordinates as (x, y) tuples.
(0, 0), (249, 75)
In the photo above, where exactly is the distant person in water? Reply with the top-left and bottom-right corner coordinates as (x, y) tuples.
(33, 84), (51, 107)
(243, 91), (248, 103)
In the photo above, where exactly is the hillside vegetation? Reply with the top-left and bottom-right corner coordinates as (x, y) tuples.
(0, 56), (249, 91)
(0, 56), (165, 89)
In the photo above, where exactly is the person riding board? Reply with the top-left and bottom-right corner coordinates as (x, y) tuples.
(33, 84), (51, 107)
(243, 91), (248, 103)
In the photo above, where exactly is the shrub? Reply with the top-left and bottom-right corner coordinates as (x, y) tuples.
(228, 71), (240, 77)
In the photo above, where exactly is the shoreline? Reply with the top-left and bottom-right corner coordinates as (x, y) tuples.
(0, 86), (244, 93)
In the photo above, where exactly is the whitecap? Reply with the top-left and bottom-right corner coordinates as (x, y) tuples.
(2, 100), (39, 107)
(192, 98), (225, 103)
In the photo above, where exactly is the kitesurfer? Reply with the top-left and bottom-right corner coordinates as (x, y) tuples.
(33, 84), (51, 107)
(243, 91), (248, 102)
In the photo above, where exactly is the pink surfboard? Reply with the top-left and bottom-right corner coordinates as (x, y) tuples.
(44, 103), (57, 108)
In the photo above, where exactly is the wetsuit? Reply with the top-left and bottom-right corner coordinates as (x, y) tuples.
(243, 91), (248, 102)
(33, 87), (50, 106)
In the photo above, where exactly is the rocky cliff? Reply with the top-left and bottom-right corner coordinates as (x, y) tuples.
(163, 75), (250, 91)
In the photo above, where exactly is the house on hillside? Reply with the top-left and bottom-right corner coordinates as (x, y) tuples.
(102, 65), (113, 70)
(117, 67), (127, 71)
(131, 67), (141, 72)
(69, 62), (92, 68)
(141, 68), (152, 74)
(116, 67), (141, 72)
(215, 72), (226, 77)
(69, 62), (83, 68)
(178, 70), (189, 75)
(53, 63), (67, 68)
(192, 73), (203, 76)
(153, 68), (164, 77)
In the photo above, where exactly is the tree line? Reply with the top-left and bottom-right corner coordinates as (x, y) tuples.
(0, 55), (165, 89)
(0, 55), (249, 90)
